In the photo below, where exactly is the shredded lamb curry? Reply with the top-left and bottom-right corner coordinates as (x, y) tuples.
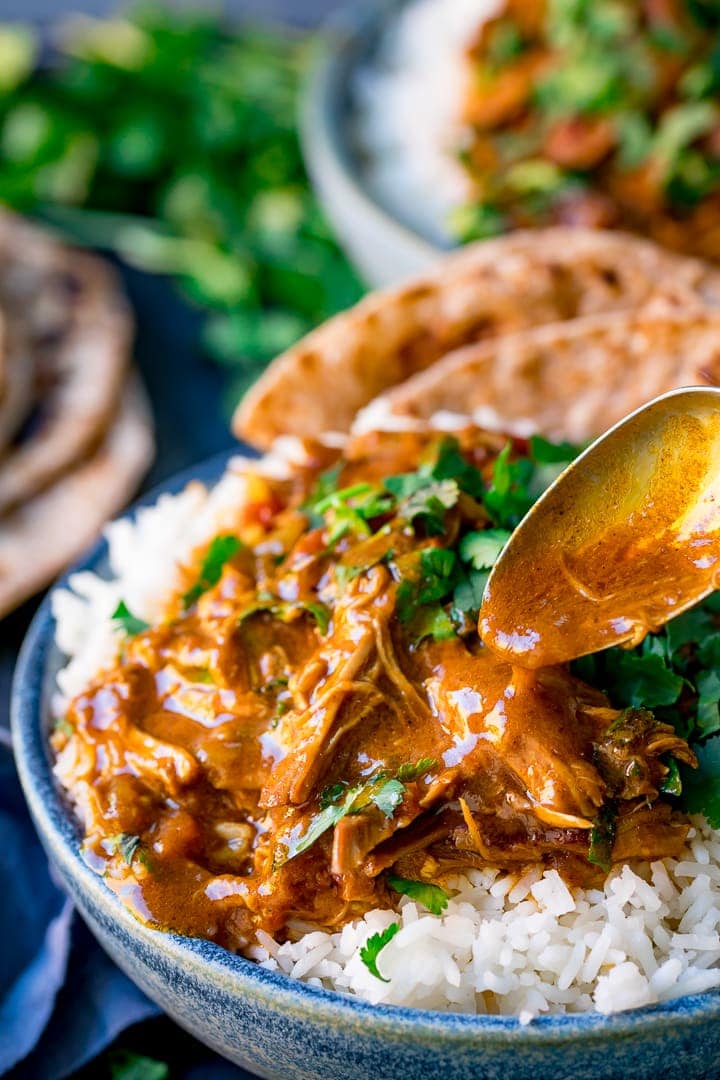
(52, 428), (696, 950)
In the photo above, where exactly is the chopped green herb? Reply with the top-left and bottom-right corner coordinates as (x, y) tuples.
(284, 774), (407, 860)
(359, 922), (400, 981)
(601, 650), (685, 709)
(482, 443), (535, 529)
(695, 670), (720, 738)
(238, 597), (330, 634)
(53, 715), (73, 737)
(396, 757), (437, 782)
(588, 803), (617, 872)
(387, 875), (449, 915)
(183, 533), (242, 607)
(111, 600), (149, 637)
(109, 1050), (169, 1080)
(459, 528), (511, 570)
(108, 832), (141, 866)
(370, 779), (406, 818)
(683, 736), (720, 826)
(451, 568), (489, 619)
(660, 756), (683, 797)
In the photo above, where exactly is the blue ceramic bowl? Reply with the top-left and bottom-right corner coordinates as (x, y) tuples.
(11, 452), (720, 1080)
(300, 0), (445, 288)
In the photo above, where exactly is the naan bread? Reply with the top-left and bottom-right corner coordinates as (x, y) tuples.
(0, 214), (131, 514)
(0, 378), (153, 619)
(354, 311), (720, 444)
(233, 228), (720, 449)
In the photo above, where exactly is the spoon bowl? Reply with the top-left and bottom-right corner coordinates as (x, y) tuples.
(480, 385), (720, 668)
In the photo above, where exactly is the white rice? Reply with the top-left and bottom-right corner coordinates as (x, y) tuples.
(354, 0), (496, 242)
(52, 453), (720, 1020)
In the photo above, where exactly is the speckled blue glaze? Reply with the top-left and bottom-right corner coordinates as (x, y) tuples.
(11, 452), (720, 1080)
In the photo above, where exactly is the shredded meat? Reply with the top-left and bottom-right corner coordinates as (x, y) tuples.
(52, 427), (697, 950)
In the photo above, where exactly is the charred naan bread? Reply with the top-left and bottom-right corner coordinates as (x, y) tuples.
(0, 379), (153, 619)
(354, 312), (720, 444)
(0, 215), (131, 513)
(0, 214), (154, 617)
(233, 228), (720, 449)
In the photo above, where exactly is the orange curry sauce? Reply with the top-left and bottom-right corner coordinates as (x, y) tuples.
(52, 429), (694, 950)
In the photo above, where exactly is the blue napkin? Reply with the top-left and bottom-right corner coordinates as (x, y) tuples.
(0, 742), (161, 1078)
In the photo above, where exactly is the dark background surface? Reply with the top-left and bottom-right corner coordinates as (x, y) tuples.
(0, 1), (345, 1078)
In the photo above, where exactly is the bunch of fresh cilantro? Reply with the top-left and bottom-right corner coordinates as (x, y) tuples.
(0, 6), (364, 403)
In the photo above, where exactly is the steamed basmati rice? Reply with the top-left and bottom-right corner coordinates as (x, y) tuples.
(354, 0), (496, 242)
(52, 456), (720, 1020)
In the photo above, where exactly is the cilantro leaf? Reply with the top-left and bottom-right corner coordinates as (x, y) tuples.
(310, 482), (394, 544)
(407, 605), (456, 643)
(682, 736), (720, 826)
(588, 804), (616, 872)
(284, 774), (406, 860)
(529, 435), (579, 464)
(108, 832), (141, 865)
(665, 607), (715, 655)
(359, 922), (400, 981)
(452, 568), (488, 617)
(183, 534), (242, 608)
(430, 438), (486, 497)
(370, 779), (406, 818)
(398, 479), (459, 535)
(602, 651), (685, 708)
(387, 875), (449, 915)
(301, 463), (343, 525)
(696, 669), (720, 738)
(396, 757), (437, 782)
(238, 597), (330, 634)
(111, 601), (149, 637)
(459, 528), (510, 570)
(660, 756), (683, 797)
(482, 443), (535, 529)
(395, 548), (456, 623)
(110, 1051), (169, 1080)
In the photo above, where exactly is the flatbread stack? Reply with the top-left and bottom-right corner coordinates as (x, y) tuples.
(233, 228), (720, 450)
(0, 214), (153, 618)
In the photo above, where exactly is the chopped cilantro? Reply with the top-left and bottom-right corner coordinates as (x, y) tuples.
(600, 650), (685, 709)
(396, 757), (437, 782)
(588, 803), (617, 872)
(359, 922), (400, 981)
(695, 670), (720, 738)
(182, 533), (242, 608)
(460, 528), (511, 570)
(109, 1051), (169, 1080)
(371, 779), (406, 818)
(301, 463), (342, 525)
(482, 443), (535, 529)
(399, 479), (460, 535)
(284, 774), (406, 860)
(451, 568), (489, 619)
(387, 875), (449, 915)
(683, 736), (720, 826)
(660, 756), (683, 797)
(53, 715), (73, 737)
(111, 600), (149, 637)
(528, 435), (579, 464)
(238, 597), (330, 634)
(108, 832), (141, 866)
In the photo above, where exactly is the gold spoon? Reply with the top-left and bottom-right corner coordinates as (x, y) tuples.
(479, 385), (720, 669)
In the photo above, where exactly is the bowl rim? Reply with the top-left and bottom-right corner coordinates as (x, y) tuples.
(11, 448), (720, 1043)
(299, 0), (449, 262)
